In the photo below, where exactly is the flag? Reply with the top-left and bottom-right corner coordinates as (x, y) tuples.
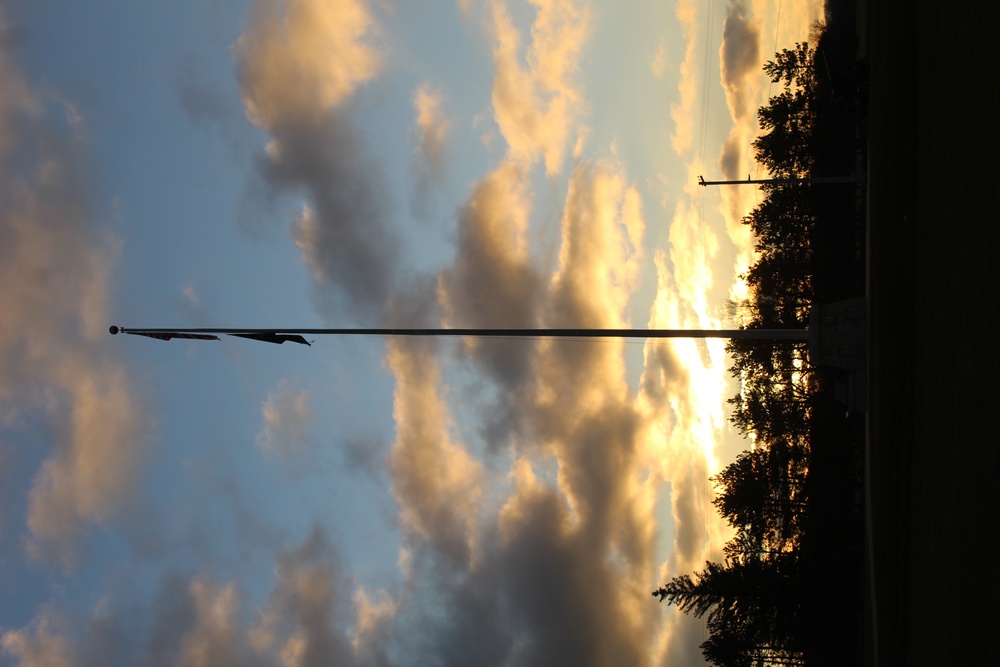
(129, 331), (220, 342)
(229, 333), (312, 346)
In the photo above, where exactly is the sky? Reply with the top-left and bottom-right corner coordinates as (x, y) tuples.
(0, 1), (823, 665)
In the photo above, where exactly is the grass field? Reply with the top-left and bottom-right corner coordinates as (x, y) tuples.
(867, 1), (1000, 665)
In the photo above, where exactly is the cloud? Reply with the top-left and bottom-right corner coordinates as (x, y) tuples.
(385, 335), (485, 567)
(337, 433), (389, 480)
(388, 159), (668, 665)
(520, 162), (651, 569)
(173, 55), (252, 157)
(1, 532), (351, 667)
(489, 0), (591, 176)
(718, 0), (760, 121)
(667, 199), (721, 319)
(256, 380), (314, 462)
(250, 527), (355, 667)
(412, 84), (450, 177)
(175, 55), (239, 128)
(400, 454), (658, 667)
(714, 1), (762, 244)
(234, 0), (398, 321)
(24, 368), (146, 567)
(437, 161), (543, 391)
(490, 459), (649, 667)
(173, 281), (214, 328)
(0, 614), (75, 667)
(545, 160), (644, 332)
(182, 284), (201, 306)
(669, 0), (697, 155)
(651, 40), (668, 80)
(634, 196), (744, 663)
(374, 160), (715, 667)
(0, 19), (148, 568)
(637, 251), (691, 404)
(409, 83), (452, 218)
(349, 586), (398, 657)
(234, 0), (381, 129)
(174, 578), (249, 667)
(231, 2), (820, 662)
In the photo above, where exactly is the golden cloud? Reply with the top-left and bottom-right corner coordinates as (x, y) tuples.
(0, 614), (74, 667)
(489, 0), (591, 176)
(437, 161), (541, 390)
(412, 84), (451, 170)
(0, 32), (148, 569)
(177, 577), (245, 667)
(670, 0), (699, 155)
(386, 337), (485, 566)
(256, 380), (315, 463)
(235, 0), (398, 320)
(234, 0), (382, 129)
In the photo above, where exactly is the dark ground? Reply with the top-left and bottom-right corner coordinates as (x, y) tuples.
(867, 0), (1000, 664)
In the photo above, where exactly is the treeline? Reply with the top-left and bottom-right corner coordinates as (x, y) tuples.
(654, 24), (867, 667)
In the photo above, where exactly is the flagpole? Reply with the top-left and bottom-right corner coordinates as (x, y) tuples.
(109, 325), (810, 342)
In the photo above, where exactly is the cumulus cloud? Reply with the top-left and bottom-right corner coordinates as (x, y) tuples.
(250, 527), (355, 667)
(24, 368), (146, 567)
(0, 614), (75, 667)
(0, 16), (147, 568)
(376, 158), (673, 665)
(651, 40), (668, 80)
(409, 83), (452, 217)
(361, 152), (740, 666)
(438, 161), (542, 390)
(667, 199), (721, 319)
(410, 457), (653, 667)
(385, 335), (485, 567)
(411, 84), (450, 178)
(349, 586), (398, 657)
(174, 54), (253, 158)
(173, 281), (214, 329)
(637, 252), (691, 405)
(719, 0), (760, 121)
(1, 530), (357, 667)
(235, 0), (381, 129)
(714, 1), (764, 251)
(175, 55), (240, 129)
(234, 0), (398, 321)
(489, 0), (591, 176)
(522, 162), (650, 564)
(256, 380), (314, 462)
(173, 578), (250, 667)
(495, 461), (652, 667)
(669, 0), (697, 155)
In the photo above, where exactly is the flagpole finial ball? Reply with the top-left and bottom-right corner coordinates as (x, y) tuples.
(109, 326), (120, 335)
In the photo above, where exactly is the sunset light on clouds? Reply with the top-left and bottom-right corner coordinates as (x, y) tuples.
(0, 1), (822, 664)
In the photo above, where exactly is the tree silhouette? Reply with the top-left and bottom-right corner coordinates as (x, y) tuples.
(755, 43), (818, 179)
(654, 556), (802, 665)
(654, 28), (867, 665)
(712, 448), (808, 555)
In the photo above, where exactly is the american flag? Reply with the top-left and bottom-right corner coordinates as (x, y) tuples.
(129, 331), (220, 342)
